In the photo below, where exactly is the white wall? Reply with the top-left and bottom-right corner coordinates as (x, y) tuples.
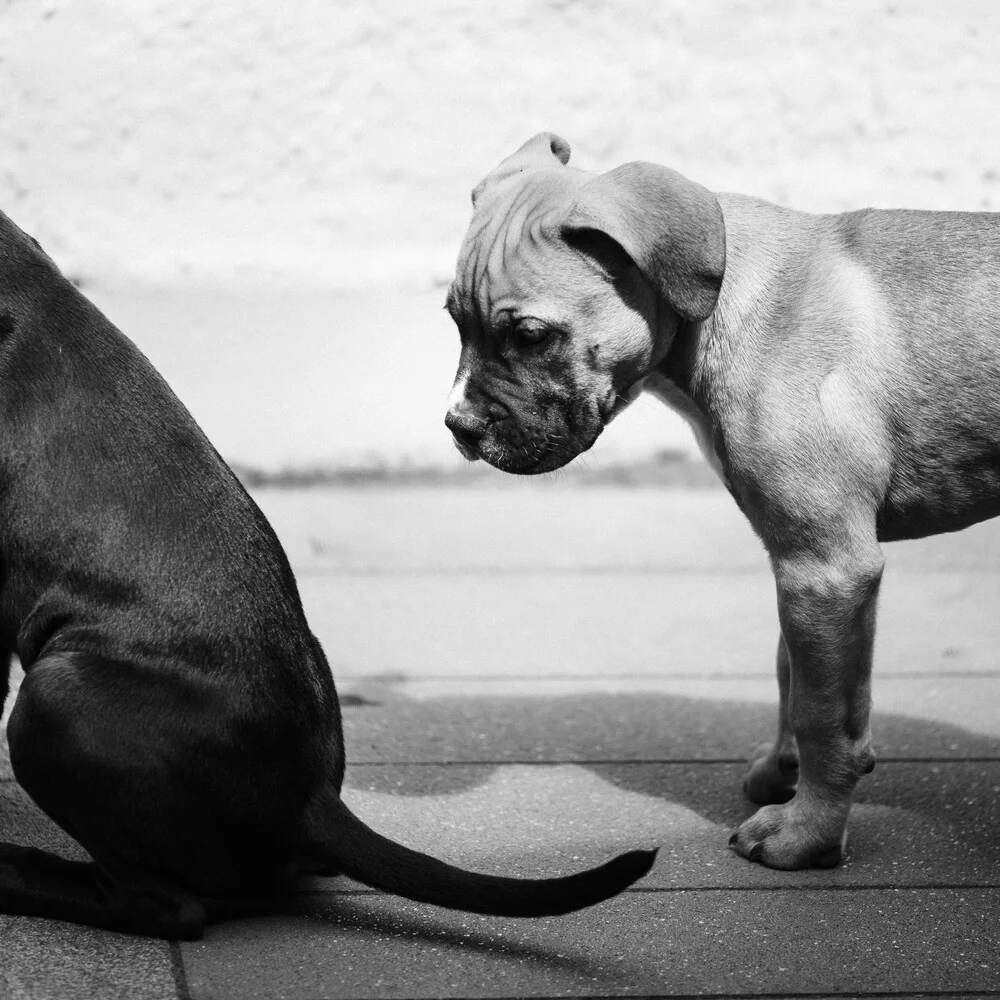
(5, 0), (999, 290)
(3, 1), (998, 469)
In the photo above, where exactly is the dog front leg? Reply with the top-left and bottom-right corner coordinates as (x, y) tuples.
(730, 544), (882, 868)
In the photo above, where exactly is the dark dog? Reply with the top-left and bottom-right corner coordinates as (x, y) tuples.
(0, 210), (654, 940)
(444, 132), (1000, 870)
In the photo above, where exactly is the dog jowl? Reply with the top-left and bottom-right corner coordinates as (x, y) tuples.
(444, 132), (1000, 871)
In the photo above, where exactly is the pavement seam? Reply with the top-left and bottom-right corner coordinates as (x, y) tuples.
(5, 758), (1000, 785)
(168, 941), (193, 1000)
(333, 992), (1000, 1000)
(473, 994), (1000, 1000)
(297, 884), (1000, 896)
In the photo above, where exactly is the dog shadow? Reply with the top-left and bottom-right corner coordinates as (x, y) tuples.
(339, 686), (1000, 859)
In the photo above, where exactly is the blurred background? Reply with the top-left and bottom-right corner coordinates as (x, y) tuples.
(3, 0), (998, 476)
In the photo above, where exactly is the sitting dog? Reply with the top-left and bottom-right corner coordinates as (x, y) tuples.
(444, 132), (1000, 870)
(0, 210), (654, 940)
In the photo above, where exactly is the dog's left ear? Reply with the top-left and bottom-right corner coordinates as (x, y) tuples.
(562, 162), (726, 322)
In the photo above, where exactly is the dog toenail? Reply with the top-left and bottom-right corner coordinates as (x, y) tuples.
(728, 832), (739, 847)
(748, 843), (763, 862)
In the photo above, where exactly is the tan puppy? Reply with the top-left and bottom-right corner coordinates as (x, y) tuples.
(444, 132), (1000, 870)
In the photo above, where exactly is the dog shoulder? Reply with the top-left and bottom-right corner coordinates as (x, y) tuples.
(703, 211), (899, 524)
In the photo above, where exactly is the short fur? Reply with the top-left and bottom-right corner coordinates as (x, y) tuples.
(0, 209), (654, 939)
(445, 133), (1000, 869)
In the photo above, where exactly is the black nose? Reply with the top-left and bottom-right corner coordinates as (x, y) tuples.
(445, 409), (488, 451)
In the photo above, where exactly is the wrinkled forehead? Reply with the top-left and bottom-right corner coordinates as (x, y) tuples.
(449, 168), (588, 317)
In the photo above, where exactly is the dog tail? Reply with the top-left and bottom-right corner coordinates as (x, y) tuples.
(304, 791), (656, 917)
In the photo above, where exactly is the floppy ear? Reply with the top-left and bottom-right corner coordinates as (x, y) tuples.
(562, 162), (726, 322)
(471, 132), (572, 207)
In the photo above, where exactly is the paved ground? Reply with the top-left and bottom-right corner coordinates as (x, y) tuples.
(3, 484), (999, 999)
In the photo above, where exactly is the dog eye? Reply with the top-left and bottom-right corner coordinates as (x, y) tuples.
(512, 325), (551, 349)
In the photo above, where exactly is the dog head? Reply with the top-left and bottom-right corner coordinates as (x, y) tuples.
(444, 132), (726, 474)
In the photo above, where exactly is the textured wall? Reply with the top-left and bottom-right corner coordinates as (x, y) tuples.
(4, 0), (999, 289)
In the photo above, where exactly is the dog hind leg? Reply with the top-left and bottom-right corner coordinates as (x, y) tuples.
(743, 633), (799, 804)
(0, 842), (206, 939)
(2, 652), (223, 938)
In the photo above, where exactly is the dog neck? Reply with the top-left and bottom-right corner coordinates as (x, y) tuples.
(644, 317), (727, 483)
(642, 194), (806, 484)
(655, 195), (807, 403)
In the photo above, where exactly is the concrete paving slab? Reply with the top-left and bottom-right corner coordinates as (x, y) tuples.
(335, 682), (1000, 764)
(0, 916), (180, 1000)
(329, 760), (1000, 889)
(8, 669), (995, 780)
(3, 662), (998, 782)
(180, 887), (1000, 999)
(5, 757), (997, 897)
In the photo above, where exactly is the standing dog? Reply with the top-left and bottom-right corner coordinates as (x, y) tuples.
(444, 132), (1000, 869)
(0, 210), (654, 940)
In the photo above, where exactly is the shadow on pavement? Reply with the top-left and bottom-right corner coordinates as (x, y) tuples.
(2, 687), (998, 905)
(341, 689), (1000, 861)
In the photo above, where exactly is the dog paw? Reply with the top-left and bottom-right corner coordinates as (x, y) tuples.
(743, 742), (798, 804)
(728, 801), (846, 870)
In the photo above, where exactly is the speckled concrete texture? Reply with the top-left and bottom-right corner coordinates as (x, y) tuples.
(329, 760), (1000, 889)
(0, 918), (179, 1000)
(181, 890), (1000, 999)
(332, 680), (1000, 763)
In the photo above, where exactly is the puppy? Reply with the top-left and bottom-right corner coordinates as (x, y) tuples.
(444, 132), (1000, 869)
(0, 209), (654, 939)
